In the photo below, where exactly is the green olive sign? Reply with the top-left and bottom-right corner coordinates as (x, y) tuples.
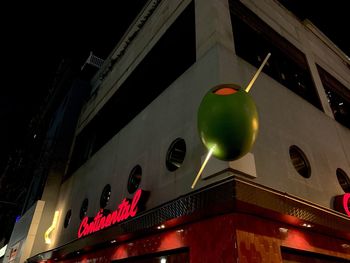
(197, 84), (259, 161)
(191, 53), (270, 189)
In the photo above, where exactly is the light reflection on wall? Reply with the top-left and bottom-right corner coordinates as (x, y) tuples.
(283, 229), (312, 251)
(159, 231), (183, 250)
(113, 245), (128, 260)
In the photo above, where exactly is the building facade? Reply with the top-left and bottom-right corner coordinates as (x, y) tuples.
(5, 0), (350, 262)
(2, 56), (102, 263)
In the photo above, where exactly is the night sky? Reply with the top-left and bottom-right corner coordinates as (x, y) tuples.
(0, 0), (349, 243)
(278, 0), (350, 57)
(0, 2), (148, 170)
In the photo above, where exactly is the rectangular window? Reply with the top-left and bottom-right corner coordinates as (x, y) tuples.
(111, 249), (189, 263)
(229, 0), (322, 110)
(66, 1), (196, 177)
(281, 247), (348, 262)
(317, 65), (350, 129)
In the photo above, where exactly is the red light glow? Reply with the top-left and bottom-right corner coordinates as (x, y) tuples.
(113, 245), (128, 259)
(214, 87), (237, 95)
(159, 232), (183, 250)
(284, 230), (311, 250)
(343, 193), (350, 216)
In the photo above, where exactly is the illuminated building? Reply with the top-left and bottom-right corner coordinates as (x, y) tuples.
(4, 0), (350, 262)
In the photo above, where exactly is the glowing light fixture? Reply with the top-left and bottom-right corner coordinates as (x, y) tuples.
(191, 145), (216, 189)
(278, 227), (288, 234)
(301, 223), (312, 228)
(245, 53), (271, 92)
(160, 257), (167, 263)
(44, 211), (60, 244)
(157, 224), (165, 230)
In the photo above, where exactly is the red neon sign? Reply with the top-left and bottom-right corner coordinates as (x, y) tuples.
(342, 193), (350, 217)
(78, 189), (142, 238)
(333, 193), (350, 217)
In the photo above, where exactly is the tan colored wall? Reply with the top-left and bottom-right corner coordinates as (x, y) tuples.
(3, 201), (44, 263)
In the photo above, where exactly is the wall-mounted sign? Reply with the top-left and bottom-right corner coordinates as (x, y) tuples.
(333, 193), (350, 217)
(44, 211), (60, 244)
(8, 241), (22, 263)
(78, 189), (142, 238)
(192, 53), (271, 189)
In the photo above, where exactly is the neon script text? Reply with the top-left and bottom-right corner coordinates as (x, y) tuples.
(78, 189), (142, 238)
(343, 193), (350, 217)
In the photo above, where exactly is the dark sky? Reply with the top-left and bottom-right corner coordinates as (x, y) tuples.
(0, 1), (349, 170)
(278, 0), (350, 57)
(0, 2), (148, 170)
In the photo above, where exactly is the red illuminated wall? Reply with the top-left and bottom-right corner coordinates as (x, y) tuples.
(50, 213), (350, 263)
(234, 214), (350, 262)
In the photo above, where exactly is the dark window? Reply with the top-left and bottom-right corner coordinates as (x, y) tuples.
(336, 168), (350, 193)
(67, 2), (196, 176)
(289, 145), (311, 178)
(100, 184), (111, 208)
(281, 247), (348, 262)
(64, 209), (72, 228)
(112, 248), (189, 263)
(127, 165), (142, 194)
(79, 198), (89, 220)
(166, 138), (186, 171)
(317, 65), (350, 129)
(229, 0), (322, 110)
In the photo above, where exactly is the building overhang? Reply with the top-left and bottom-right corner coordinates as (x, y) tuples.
(27, 175), (350, 262)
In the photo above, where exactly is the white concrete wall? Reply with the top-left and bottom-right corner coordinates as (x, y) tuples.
(236, 0), (350, 204)
(54, 42), (222, 248)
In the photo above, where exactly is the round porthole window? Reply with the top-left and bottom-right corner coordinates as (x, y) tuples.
(336, 168), (350, 193)
(289, 145), (311, 178)
(79, 198), (88, 220)
(166, 138), (186, 171)
(64, 209), (72, 228)
(100, 184), (111, 209)
(127, 165), (142, 194)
